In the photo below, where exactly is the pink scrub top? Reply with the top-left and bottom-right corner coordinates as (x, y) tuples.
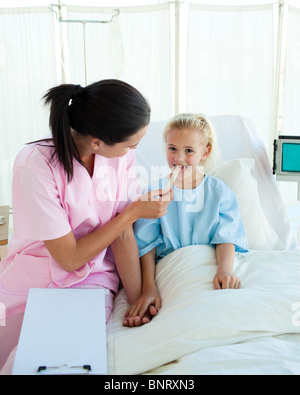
(0, 141), (140, 318)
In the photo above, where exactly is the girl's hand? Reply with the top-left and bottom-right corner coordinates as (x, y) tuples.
(213, 270), (241, 290)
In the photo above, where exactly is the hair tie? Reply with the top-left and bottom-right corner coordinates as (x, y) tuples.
(71, 84), (84, 101)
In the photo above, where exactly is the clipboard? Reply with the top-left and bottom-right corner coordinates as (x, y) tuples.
(12, 288), (107, 375)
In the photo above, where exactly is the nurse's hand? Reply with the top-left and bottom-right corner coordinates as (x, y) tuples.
(130, 188), (174, 220)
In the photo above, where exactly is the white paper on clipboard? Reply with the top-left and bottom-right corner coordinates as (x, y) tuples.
(12, 288), (107, 375)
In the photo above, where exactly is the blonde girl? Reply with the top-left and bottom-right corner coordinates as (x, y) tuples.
(124, 113), (248, 327)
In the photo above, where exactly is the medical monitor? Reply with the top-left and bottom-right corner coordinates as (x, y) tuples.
(273, 136), (300, 200)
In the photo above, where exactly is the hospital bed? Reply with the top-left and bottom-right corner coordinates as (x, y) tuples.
(106, 115), (300, 375)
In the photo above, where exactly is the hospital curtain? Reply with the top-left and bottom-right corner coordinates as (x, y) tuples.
(0, 4), (173, 207)
(1, 2), (300, 208)
(281, 6), (300, 136)
(64, 4), (173, 121)
(0, 7), (57, 207)
(186, 4), (274, 156)
(277, 6), (300, 204)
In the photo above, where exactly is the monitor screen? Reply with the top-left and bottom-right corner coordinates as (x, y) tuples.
(282, 143), (300, 172)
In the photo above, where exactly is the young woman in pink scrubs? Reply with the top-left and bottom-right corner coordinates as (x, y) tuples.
(0, 79), (172, 373)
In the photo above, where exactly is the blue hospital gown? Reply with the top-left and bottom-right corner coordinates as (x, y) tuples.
(134, 175), (249, 261)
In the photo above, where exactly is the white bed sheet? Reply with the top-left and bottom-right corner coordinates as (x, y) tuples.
(144, 334), (300, 375)
(106, 246), (300, 375)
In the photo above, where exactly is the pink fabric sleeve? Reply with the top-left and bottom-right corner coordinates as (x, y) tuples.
(12, 154), (71, 241)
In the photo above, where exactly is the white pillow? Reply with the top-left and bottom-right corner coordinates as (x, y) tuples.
(106, 245), (300, 374)
(208, 158), (283, 250)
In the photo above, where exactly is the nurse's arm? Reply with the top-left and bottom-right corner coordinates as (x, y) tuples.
(44, 190), (171, 273)
(110, 226), (142, 305)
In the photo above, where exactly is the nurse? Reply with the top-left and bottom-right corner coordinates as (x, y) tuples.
(125, 113), (249, 325)
(0, 80), (172, 371)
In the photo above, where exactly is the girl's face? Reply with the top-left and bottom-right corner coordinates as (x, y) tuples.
(166, 128), (211, 187)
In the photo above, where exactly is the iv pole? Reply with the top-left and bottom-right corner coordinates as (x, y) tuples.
(49, 3), (120, 85)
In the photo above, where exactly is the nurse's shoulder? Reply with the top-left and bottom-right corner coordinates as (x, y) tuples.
(13, 139), (55, 172)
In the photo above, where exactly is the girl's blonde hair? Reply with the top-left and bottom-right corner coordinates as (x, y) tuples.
(163, 113), (219, 171)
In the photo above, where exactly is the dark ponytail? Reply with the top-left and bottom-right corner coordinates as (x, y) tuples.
(42, 80), (151, 181)
(43, 84), (81, 181)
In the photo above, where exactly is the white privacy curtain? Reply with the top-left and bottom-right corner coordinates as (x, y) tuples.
(277, 6), (300, 205)
(186, 4), (274, 155)
(65, 4), (173, 121)
(0, 7), (57, 206)
(1, 2), (299, 208)
(0, 3), (173, 207)
(281, 6), (300, 136)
